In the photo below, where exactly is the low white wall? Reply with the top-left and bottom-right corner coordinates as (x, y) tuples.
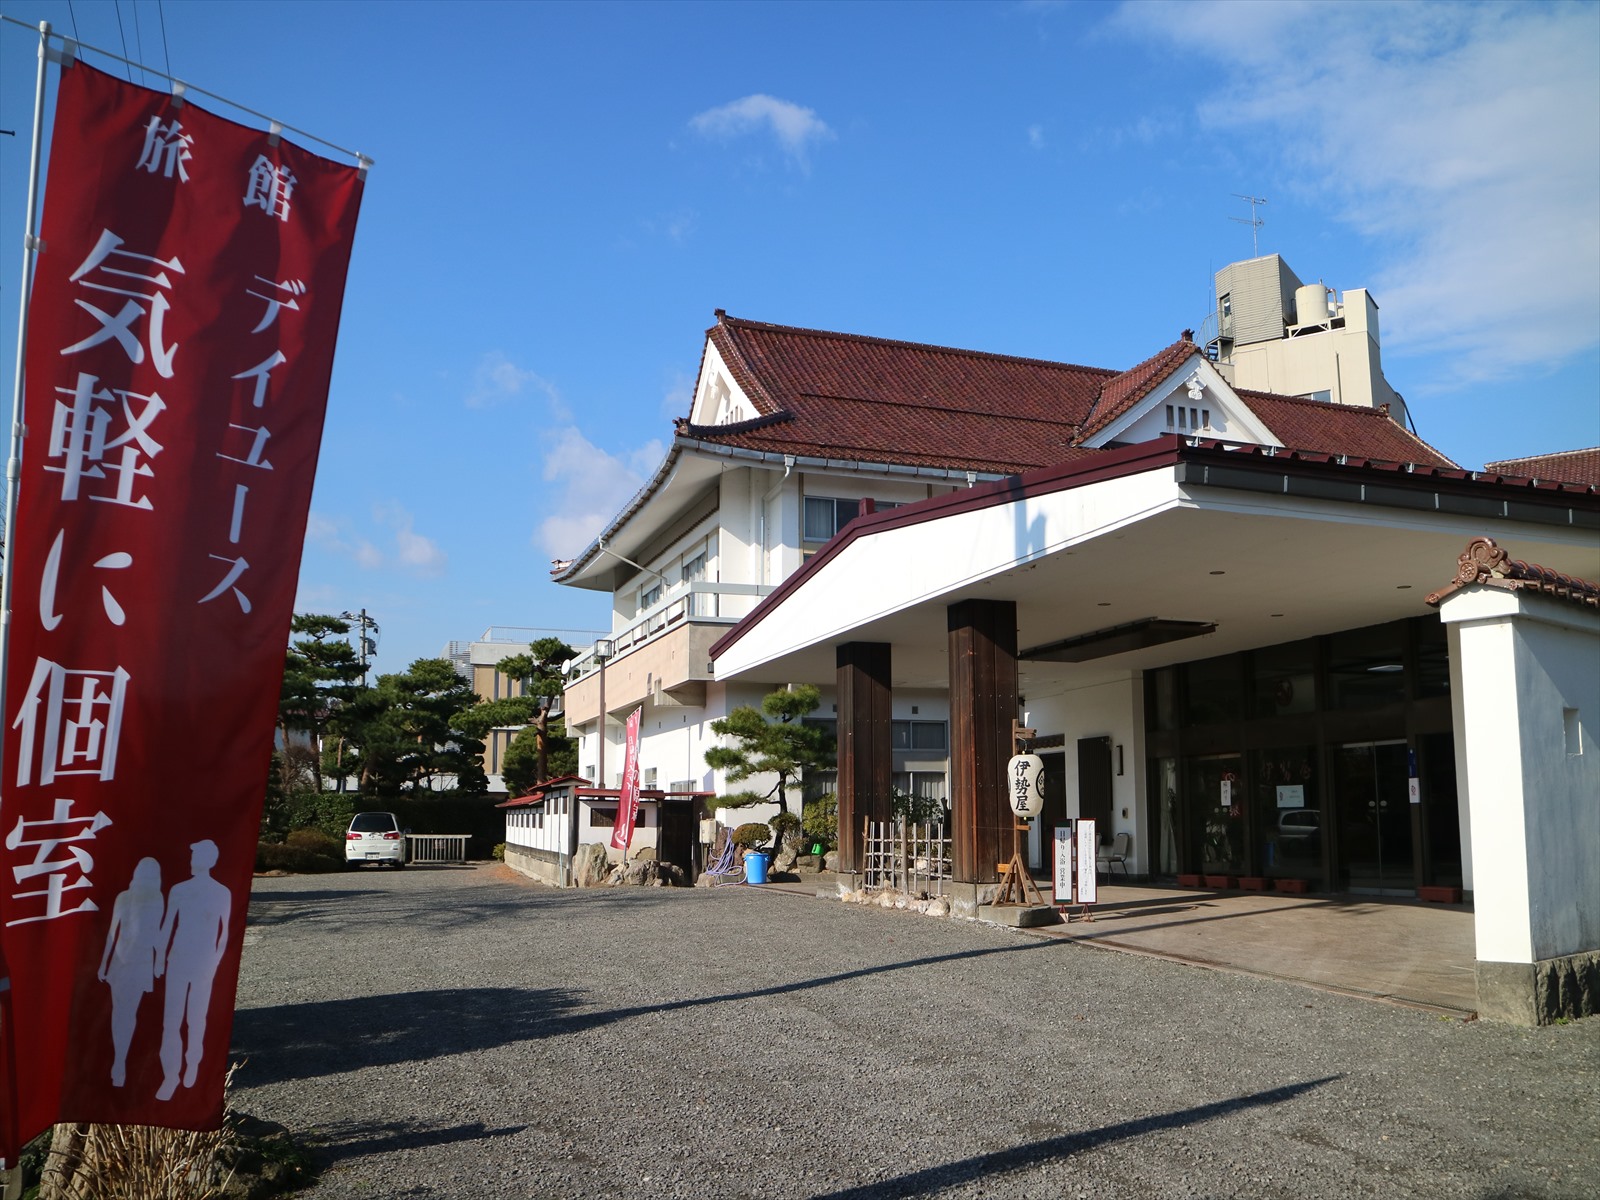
(1441, 588), (1600, 965)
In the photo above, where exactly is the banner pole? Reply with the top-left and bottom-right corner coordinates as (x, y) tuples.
(0, 22), (52, 1189)
(0, 20), (53, 745)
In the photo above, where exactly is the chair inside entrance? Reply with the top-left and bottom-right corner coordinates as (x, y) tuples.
(1097, 831), (1132, 878)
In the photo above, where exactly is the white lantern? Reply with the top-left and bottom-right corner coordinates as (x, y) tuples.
(1007, 753), (1045, 818)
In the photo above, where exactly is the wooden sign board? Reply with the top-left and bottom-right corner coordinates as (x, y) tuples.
(1053, 824), (1074, 903)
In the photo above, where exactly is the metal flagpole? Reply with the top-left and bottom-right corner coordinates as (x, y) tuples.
(0, 19), (53, 779)
(0, 15), (374, 172)
(0, 22), (53, 1191)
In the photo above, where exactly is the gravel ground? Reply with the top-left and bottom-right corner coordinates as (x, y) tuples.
(231, 864), (1600, 1200)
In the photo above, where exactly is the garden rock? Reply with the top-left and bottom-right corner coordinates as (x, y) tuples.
(573, 843), (610, 888)
(823, 851), (839, 871)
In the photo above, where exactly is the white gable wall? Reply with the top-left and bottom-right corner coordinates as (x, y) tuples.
(1089, 358), (1281, 451)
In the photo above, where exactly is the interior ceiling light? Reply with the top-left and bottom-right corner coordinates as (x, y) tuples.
(1367, 663), (1404, 673)
(1022, 617), (1218, 663)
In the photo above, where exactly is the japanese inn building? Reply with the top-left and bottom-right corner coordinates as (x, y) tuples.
(551, 256), (1600, 1024)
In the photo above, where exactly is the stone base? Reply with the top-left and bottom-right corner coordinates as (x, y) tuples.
(977, 904), (1061, 928)
(1477, 950), (1600, 1026)
(946, 881), (1001, 920)
(829, 870), (864, 900)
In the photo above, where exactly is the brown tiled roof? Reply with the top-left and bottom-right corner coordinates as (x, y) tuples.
(1079, 338), (1199, 440)
(688, 315), (1456, 472)
(1426, 537), (1600, 609)
(1483, 448), (1600, 487)
(1240, 391), (1457, 467)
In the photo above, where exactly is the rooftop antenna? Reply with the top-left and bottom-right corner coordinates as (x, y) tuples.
(1231, 194), (1267, 257)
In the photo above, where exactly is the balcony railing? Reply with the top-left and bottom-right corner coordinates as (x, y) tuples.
(567, 580), (773, 681)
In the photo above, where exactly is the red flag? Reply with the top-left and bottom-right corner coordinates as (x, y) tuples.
(608, 708), (643, 854)
(0, 60), (363, 1152)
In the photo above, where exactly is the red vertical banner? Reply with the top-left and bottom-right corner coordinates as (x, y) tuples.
(0, 60), (363, 1153)
(609, 708), (643, 854)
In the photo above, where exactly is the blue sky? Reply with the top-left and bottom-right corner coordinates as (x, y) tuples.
(2, 0), (1597, 679)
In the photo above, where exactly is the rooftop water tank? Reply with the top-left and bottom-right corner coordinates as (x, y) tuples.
(1294, 283), (1332, 328)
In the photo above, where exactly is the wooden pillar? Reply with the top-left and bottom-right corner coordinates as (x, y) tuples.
(948, 599), (1018, 884)
(836, 641), (892, 875)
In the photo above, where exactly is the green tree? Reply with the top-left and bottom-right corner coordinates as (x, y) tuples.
(704, 684), (834, 821)
(278, 613), (365, 795)
(456, 637), (577, 791)
(355, 657), (488, 796)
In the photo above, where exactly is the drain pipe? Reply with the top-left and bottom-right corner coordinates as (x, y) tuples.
(756, 454), (795, 585)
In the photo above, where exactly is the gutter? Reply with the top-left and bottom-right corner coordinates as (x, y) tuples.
(550, 435), (1009, 586)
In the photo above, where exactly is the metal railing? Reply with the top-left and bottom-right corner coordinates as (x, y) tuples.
(405, 833), (469, 865)
(862, 819), (951, 897)
(567, 580), (774, 680)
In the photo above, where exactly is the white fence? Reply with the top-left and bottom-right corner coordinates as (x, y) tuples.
(405, 833), (470, 864)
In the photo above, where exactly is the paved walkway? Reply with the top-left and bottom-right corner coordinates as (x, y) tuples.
(761, 873), (1479, 1016)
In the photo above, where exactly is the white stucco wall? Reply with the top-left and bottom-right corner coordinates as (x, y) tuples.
(1021, 675), (1145, 874)
(1441, 588), (1600, 965)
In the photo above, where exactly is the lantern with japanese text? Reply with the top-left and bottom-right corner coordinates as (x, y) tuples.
(1007, 753), (1045, 818)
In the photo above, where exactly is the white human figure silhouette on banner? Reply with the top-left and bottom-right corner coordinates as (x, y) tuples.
(154, 839), (232, 1101)
(96, 856), (166, 1088)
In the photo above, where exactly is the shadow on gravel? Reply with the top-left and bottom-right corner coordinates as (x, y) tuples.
(309, 1117), (526, 1164)
(232, 942), (1061, 1085)
(808, 1076), (1341, 1199)
(231, 987), (583, 1084)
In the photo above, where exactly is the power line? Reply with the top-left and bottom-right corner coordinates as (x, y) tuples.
(111, 0), (133, 81)
(156, 0), (171, 77)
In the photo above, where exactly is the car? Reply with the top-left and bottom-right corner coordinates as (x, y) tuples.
(345, 811), (406, 868)
(1275, 808), (1322, 859)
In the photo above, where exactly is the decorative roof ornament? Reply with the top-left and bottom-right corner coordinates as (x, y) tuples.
(1426, 536), (1600, 609)
(1185, 370), (1206, 401)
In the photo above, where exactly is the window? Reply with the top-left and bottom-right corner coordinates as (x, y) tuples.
(892, 720), (948, 751)
(640, 582), (662, 611)
(803, 497), (902, 543)
(1220, 293), (1232, 318)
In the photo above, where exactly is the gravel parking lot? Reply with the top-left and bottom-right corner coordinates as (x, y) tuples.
(232, 864), (1599, 1200)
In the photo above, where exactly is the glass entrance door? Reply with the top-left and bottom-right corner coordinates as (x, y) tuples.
(1335, 741), (1415, 893)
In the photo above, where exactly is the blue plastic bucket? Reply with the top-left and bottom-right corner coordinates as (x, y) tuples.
(744, 850), (770, 885)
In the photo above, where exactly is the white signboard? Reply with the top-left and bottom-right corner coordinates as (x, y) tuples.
(1053, 825), (1074, 903)
(1275, 785), (1304, 809)
(1076, 818), (1097, 905)
(1220, 780), (1233, 809)
(1408, 777), (1421, 805)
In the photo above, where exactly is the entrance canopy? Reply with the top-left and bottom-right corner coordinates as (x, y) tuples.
(709, 438), (1600, 692)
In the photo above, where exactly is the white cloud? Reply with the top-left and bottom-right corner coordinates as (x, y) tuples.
(1027, 123), (1046, 150)
(1108, 1), (1600, 386)
(307, 504), (445, 577)
(535, 426), (667, 561)
(689, 94), (835, 169)
(466, 350), (567, 419)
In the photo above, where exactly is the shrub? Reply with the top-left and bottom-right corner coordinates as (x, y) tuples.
(769, 811), (802, 845)
(802, 792), (838, 849)
(731, 822), (771, 850)
(492, 842), (506, 862)
(256, 827), (344, 874)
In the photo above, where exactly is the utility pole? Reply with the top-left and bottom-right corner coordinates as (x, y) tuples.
(340, 608), (379, 688)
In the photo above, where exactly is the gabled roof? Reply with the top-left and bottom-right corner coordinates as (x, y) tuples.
(553, 314), (1460, 584)
(1078, 339), (1199, 440)
(687, 314), (1454, 472)
(1483, 448), (1600, 487)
